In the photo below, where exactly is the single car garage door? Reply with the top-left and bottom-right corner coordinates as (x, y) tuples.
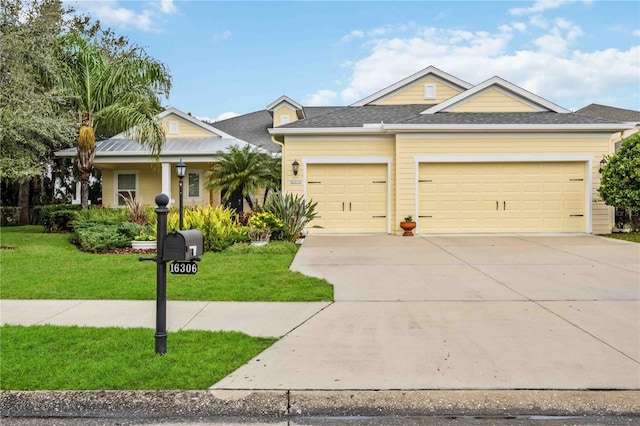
(418, 162), (586, 233)
(307, 163), (388, 233)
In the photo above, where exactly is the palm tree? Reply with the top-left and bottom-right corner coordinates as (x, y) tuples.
(205, 145), (279, 211)
(55, 32), (171, 208)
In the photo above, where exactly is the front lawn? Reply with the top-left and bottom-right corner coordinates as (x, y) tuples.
(1, 324), (275, 390)
(0, 226), (332, 301)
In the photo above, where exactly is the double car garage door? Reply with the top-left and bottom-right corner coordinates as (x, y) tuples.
(306, 162), (586, 234)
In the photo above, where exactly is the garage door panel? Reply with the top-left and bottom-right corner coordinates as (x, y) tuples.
(307, 163), (387, 234)
(419, 162), (585, 233)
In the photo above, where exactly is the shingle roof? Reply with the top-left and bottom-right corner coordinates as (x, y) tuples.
(280, 105), (429, 128)
(576, 104), (640, 123)
(398, 112), (622, 125)
(209, 107), (344, 152)
(276, 106), (621, 128)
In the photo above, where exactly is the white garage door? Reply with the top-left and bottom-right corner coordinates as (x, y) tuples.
(418, 162), (586, 233)
(306, 164), (388, 233)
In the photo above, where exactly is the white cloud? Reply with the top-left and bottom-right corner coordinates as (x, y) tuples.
(196, 112), (238, 123)
(341, 30), (364, 42)
(633, 29), (640, 37)
(510, 0), (570, 16)
(66, 0), (178, 32)
(160, 0), (176, 14)
(212, 30), (231, 42)
(334, 20), (639, 109)
(304, 89), (338, 106)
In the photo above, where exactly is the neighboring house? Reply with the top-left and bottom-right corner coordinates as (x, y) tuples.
(268, 66), (632, 235)
(575, 103), (640, 151)
(55, 107), (268, 209)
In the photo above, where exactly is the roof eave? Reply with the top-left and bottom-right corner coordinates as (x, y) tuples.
(383, 123), (634, 132)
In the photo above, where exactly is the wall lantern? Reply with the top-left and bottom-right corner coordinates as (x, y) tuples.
(599, 156), (608, 173)
(292, 159), (300, 176)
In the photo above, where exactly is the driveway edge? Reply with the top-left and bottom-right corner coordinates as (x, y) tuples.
(2, 390), (639, 418)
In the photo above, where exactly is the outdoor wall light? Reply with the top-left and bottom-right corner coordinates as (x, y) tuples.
(176, 159), (186, 229)
(599, 156), (608, 173)
(292, 159), (300, 176)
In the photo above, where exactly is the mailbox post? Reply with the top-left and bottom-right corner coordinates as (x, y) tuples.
(140, 194), (204, 355)
(144, 193), (170, 355)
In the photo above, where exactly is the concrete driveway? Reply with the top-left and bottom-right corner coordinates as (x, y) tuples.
(212, 234), (640, 390)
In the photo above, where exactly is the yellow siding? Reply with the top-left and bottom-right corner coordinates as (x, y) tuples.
(394, 133), (614, 234)
(448, 88), (539, 112)
(376, 76), (463, 105)
(162, 115), (217, 138)
(99, 162), (216, 208)
(274, 105), (298, 127)
(282, 135), (396, 227)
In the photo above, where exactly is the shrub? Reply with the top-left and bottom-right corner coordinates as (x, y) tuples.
(120, 192), (148, 225)
(74, 206), (129, 225)
(73, 221), (143, 252)
(248, 211), (284, 241)
(168, 205), (248, 252)
(0, 207), (19, 227)
(263, 192), (317, 242)
(42, 205), (82, 232)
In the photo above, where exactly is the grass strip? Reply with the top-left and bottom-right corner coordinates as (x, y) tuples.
(0, 324), (276, 390)
(599, 232), (640, 243)
(0, 226), (333, 301)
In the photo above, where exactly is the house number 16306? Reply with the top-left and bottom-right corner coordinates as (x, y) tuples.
(170, 261), (198, 275)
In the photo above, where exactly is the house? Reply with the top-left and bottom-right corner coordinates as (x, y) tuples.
(55, 66), (632, 235)
(575, 103), (640, 151)
(268, 66), (632, 235)
(55, 107), (273, 210)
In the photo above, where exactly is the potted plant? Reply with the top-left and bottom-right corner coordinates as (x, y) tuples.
(131, 227), (157, 250)
(248, 227), (271, 246)
(399, 215), (416, 236)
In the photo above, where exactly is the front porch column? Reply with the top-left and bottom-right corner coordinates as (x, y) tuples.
(161, 163), (172, 203)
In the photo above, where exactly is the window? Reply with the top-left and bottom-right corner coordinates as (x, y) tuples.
(168, 121), (179, 134)
(424, 84), (436, 100)
(115, 172), (137, 205)
(187, 171), (201, 199)
(280, 115), (290, 125)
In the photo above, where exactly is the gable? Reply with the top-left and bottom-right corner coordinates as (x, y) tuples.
(162, 113), (221, 138)
(273, 104), (298, 126)
(351, 66), (472, 106)
(447, 87), (541, 113)
(374, 76), (464, 106)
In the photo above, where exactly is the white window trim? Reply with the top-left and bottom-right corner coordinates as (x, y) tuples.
(424, 84), (436, 100)
(168, 121), (179, 135)
(186, 169), (203, 201)
(412, 154), (593, 234)
(280, 115), (290, 125)
(114, 170), (139, 206)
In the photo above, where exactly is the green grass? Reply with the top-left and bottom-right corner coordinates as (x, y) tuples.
(600, 232), (640, 243)
(0, 324), (275, 390)
(0, 226), (333, 301)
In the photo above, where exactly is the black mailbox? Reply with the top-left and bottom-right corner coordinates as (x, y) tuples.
(163, 230), (204, 261)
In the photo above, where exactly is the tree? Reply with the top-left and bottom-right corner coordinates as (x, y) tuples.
(599, 133), (640, 227)
(204, 145), (279, 211)
(55, 31), (172, 208)
(0, 0), (75, 223)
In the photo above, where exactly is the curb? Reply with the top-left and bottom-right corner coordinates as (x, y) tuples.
(2, 390), (640, 419)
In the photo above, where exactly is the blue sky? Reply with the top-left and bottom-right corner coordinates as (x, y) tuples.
(66, 0), (640, 121)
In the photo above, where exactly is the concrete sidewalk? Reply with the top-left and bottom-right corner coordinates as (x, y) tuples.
(213, 234), (640, 390)
(0, 300), (330, 338)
